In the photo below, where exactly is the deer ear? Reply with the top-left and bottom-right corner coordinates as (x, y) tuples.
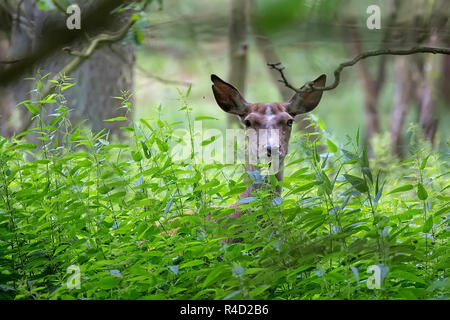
(285, 74), (326, 116)
(211, 74), (249, 116)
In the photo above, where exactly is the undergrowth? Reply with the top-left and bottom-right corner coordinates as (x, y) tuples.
(0, 78), (449, 300)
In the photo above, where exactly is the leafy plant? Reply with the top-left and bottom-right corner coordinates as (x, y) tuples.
(0, 81), (448, 300)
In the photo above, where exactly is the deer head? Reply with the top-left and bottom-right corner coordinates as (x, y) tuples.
(211, 74), (326, 164)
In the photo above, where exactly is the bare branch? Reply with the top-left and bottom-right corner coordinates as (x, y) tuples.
(320, 47), (450, 91)
(0, 59), (22, 64)
(105, 43), (192, 87)
(52, 0), (69, 16)
(267, 62), (299, 93)
(270, 46), (450, 94)
(51, 19), (135, 96)
(136, 66), (192, 87)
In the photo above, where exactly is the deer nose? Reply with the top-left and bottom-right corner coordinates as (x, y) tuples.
(264, 144), (280, 157)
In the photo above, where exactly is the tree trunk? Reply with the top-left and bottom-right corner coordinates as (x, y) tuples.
(419, 30), (441, 145)
(0, 3), (12, 137)
(0, 36), (15, 137)
(390, 57), (416, 158)
(390, 0), (447, 155)
(441, 56), (450, 104)
(6, 0), (134, 140)
(227, 0), (249, 128)
(344, 25), (382, 155)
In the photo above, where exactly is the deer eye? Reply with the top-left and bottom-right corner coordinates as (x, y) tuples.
(244, 120), (251, 128)
(287, 119), (294, 127)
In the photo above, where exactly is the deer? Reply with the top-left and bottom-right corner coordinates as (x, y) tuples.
(152, 73), (326, 242)
(210, 73), (326, 218)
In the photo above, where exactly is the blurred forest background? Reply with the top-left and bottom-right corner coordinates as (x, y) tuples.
(0, 0), (449, 301)
(0, 0), (449, 158)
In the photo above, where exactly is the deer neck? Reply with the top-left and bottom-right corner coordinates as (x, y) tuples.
(241, 158), (285, 199)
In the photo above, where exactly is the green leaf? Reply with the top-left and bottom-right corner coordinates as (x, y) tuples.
(422, 216), (433, 233)
(318, 117), (326, 130)
(250, 285), (271, 297)
(140, 119), (154, 131)
(98, 276), (121, 289)
(134, 28), (145, 45)
(201, 136), (217, 146)
(434, 206), (449, 217)
(291, 182), (318, 194)
(8, 143), (37, 150)
(343, 174), (368, 193)
(202, 268), (224, 288)
(70, 127), (80, 142)
(25, 103), (41, 115)
(326, 139), (338, 153)
(195, 116), (218, 121)
(131, 151), (143, 162)
(155, 138), (168, 152)
(420, 155), (430, 170)
(104, 116), (127, 122)
(180, 260), (204, 269)
(141, 141), (151, 159)
(49, 114), (64, 126)
(319, 171), (333, 195)
(356, 127), (360, 146)
(361, 143), (370, 169)
(388, 184), (414, 195)
(195, 179), (220, 191)
(186, 84), (192, 97)
(374, 181), (385, 204)
(61, 83), (75, 91)
(39, 94), (56, 104)
(120, 126), (135, 132)
(417, 183), (428, 200)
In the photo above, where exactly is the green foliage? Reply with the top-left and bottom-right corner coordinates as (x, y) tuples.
(0, 82), (449, 300)
(254, 0), (344, 34)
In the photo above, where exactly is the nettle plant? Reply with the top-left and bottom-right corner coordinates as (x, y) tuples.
(0, 79), (448, 300)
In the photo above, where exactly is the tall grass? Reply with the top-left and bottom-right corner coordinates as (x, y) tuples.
(0, 80), (448, 300)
